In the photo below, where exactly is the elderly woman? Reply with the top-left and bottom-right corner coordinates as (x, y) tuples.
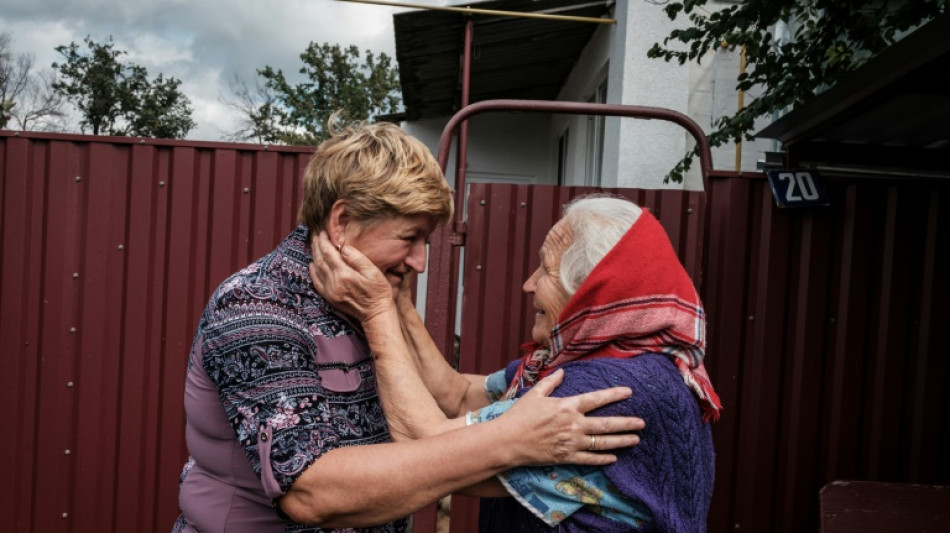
(310, 195), (722, 532)
(173, 124), (645, 533)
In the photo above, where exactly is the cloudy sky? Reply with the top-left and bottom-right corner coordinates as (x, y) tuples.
(0, 0), (434, 140)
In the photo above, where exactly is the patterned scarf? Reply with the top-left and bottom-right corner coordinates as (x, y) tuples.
(503, 209), (722, 422)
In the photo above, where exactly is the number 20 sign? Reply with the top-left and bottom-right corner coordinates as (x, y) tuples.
(765, 169), (830, 208)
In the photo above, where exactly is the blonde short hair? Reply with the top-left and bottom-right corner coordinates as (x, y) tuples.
(298, 121), (454, 232)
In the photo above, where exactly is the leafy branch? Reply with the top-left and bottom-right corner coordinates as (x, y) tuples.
(648, 0), (948, 182)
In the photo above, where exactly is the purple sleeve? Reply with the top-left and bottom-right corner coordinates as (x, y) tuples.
(200, 317), (349, 498)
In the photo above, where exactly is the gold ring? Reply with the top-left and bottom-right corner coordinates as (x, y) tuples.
(588, 435), (596, 451)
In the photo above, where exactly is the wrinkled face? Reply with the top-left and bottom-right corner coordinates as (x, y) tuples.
(523, 219), (573, 346)
(346, 215), (436, 298)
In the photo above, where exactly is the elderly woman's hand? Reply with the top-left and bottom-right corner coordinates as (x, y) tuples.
(499, 369), (645, 466)
(309, 231), (395, 322)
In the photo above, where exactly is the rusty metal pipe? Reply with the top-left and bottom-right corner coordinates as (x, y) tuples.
(436, 99), (715, 193)
(434, 17), (475, 364)
(455, 18), (473, 227)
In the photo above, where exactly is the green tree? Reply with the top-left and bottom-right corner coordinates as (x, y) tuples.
(52, 36), (195, 138)
(239, 42), (401, 145)
(648, 0), (947, 182)
(122, 67), (195, 138)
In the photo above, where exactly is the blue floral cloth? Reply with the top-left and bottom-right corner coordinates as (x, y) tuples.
(471, 371), (652, 528)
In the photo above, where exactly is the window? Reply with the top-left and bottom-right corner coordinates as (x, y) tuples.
(585, 79), (607, 186)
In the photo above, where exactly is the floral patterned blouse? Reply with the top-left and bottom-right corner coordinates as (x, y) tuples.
(174, 225), (405, 533)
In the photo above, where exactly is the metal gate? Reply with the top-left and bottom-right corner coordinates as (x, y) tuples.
(0, 131), (313, 532)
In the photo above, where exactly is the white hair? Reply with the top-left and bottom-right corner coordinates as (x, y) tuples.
(559, 195), (642, 295)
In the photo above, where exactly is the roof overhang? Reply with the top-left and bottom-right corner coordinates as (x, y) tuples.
(756, 12), (950, 176)
(393, 0), (614, 121)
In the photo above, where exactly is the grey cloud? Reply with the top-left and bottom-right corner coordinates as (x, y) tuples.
(0, 0), (401, 140)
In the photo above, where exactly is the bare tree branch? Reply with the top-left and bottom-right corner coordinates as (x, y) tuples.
(1, 32), (68, 131)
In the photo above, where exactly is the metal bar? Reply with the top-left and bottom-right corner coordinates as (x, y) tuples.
(438, 18), (474, 361)
(436, 99), (715, 192)
(811, 163), (950, 180)
(336, 0), (616, 24)
(708, 170), (766, 180)
(456, 18), (473, 224)
(0, 130), (316, 152)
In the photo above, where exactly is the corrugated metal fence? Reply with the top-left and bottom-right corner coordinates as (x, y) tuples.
(0, 132), (312, 532)
(2, 132), (948, 532)
(449, 179), (949, 532)
(702, 175), (950, 531)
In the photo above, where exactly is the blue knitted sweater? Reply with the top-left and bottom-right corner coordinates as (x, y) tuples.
(479, 355), (715, 532)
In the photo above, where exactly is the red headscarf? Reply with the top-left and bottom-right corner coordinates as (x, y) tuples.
(504, 209), (722, 422)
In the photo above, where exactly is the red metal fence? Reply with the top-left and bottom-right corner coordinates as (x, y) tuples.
(0, 131), (313, 532)
(702, 175), (950, 531)
(447, 178), (949, 532)
(2, 131), (948, 532)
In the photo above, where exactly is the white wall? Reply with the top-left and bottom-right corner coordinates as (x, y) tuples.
(403, 113), (552, 190)
(600, 0), (692, 189)
(687, 46), (779, 186)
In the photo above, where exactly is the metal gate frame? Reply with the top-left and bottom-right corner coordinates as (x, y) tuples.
(424, 98), (752, 358)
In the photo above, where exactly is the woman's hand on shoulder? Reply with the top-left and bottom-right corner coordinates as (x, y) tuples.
(309, 230), (395, 322)
(500, 369), (645, 466)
